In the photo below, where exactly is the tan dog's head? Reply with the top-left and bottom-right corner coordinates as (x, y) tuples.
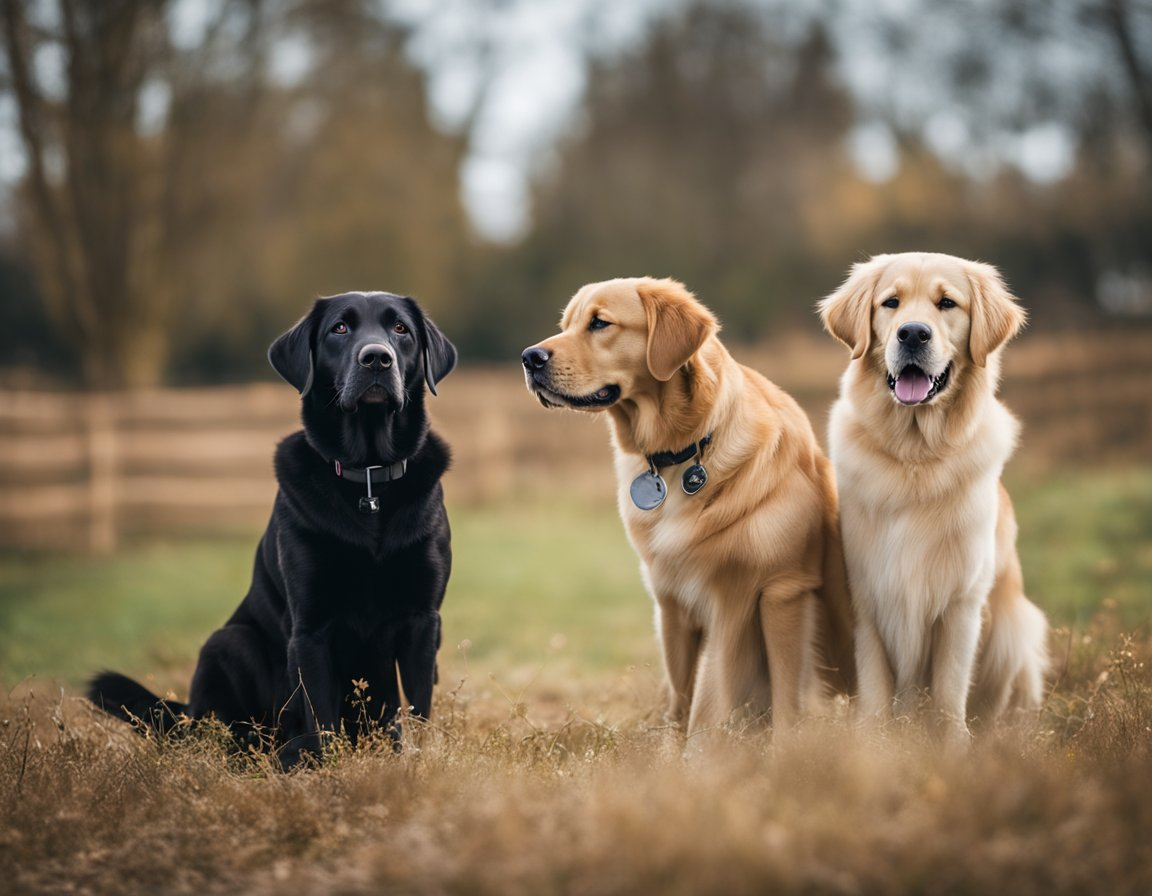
(521, 277), (717, 411)
(818, 253), (1025, 406)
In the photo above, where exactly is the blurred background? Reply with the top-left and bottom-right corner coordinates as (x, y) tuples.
(0, 0), (1149, 693)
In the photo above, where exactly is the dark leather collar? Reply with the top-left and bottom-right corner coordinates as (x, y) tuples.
(647, 434), (712, 469)
(331, 459), (407, 484)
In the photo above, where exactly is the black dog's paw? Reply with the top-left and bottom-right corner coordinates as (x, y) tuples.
(386, 718), (405, 753)
(277, 731), (323, 771)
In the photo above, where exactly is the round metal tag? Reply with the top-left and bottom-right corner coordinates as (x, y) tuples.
(681, 463), (708, 495)
(630, 471), (667, 510)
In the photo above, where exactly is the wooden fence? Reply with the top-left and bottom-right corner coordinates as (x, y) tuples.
(1, 331), (1150, 552)
(0, 372), (619, 552)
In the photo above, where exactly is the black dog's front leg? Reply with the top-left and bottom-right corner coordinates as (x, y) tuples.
(281, 632), (342, 768)
(396, 611), (441, 721)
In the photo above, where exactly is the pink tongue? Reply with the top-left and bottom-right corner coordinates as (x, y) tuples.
(895, 368), (932, 403)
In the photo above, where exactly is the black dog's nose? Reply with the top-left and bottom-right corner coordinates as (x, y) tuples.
(521, 346), (551, 371)
(358, 343), (394, 369)
(897, 322), (932, 345)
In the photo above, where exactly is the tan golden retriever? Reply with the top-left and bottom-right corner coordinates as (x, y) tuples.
(522, 277), (854, 734)
(818, 253), (1048, 740)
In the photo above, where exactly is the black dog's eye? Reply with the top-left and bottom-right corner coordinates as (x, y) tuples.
(881, 297), (899, 309)
(589, 316), (611, 331)
(393, 322), (409, 335)
(938, 296), (957, 309)
(332, 321), (349, 334)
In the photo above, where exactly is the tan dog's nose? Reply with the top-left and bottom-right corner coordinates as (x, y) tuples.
(897, 322), (932, 345)
(521, 346), (551, 370)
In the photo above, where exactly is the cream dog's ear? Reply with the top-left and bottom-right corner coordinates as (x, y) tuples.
(818, 257), (889, 360)
(966, 261), (1027, 367)
(636, 278), (718, 382)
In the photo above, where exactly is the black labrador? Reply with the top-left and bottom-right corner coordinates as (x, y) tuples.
(88, 292), (457, 767)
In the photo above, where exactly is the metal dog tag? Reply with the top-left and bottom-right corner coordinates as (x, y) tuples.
(630, 470), (667, 511)
(681, 463), (708, 495)
(360, 466), (381, 513)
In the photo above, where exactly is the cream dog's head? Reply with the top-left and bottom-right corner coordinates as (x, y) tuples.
(818, 253), (1025, 406)
(521, 277), (717, 411)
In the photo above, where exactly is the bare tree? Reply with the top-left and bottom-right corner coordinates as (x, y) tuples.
(2, 0), (169, 388)
(2, 0), (476, 384)
(1099, 0), (1152, 162)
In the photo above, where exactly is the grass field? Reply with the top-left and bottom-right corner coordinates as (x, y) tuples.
(1, 467), (1151, 894)
(0, 497), (661, 701)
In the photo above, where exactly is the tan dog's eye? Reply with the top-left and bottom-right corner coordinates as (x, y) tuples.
(938, 297), (957, 309)
(589, 317), (611, 331)
(881, 297), (899, 309)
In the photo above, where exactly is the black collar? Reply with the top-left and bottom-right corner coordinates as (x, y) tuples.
(647, 434), (712, 469)
(331, 458), (407, 484)
(329, 457), (407, 513)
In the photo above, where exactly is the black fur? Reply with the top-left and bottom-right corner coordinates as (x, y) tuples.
(88, 292), (457, 768)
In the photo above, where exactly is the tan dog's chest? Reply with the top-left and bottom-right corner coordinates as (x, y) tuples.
(617, 461), (824, 623)
(829, 394), (1017, 622)
(619, 490), (719, 623)
(839, 462), (999, 623)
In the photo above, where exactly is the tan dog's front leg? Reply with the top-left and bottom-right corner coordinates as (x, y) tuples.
(759, 586), (816, 731)
(855, 614), (895, 723)
(931, 597), (983, 744)
(655, 595), (702, 726)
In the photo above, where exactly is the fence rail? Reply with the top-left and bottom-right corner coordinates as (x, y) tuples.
(1, 332), (1150, 552)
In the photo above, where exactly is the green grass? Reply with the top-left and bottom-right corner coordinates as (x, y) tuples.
(0, 539), (257, 690)
(1, 467), (1149, 693)
(1009, 466), (1152, 628)
(0, 497), (657, 694)
(446, 497), (658, 687)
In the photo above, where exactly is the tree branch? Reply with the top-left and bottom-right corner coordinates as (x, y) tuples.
(1103, 0), (1152, 163)
(0, 0), (85, 336)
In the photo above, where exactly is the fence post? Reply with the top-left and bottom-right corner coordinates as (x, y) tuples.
(85, 392), (118, 553)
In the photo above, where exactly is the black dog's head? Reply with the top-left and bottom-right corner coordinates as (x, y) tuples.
(269, 292), (456, 463)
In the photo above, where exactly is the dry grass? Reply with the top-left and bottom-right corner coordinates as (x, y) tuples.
(3, 620), (1150, 896)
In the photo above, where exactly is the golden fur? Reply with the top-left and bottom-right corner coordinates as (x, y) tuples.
(524, 277), (854, 734)
(818, 253), (1048, 739)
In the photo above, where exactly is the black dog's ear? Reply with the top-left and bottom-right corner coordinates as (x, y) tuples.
(268, 300), (325, 396)
(404, 298), (457, 396)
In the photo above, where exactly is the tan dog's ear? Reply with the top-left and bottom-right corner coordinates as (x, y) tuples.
(818, 258), (886, 360)
(966, 261), (1026, 367)
(636, 279), (718, 382)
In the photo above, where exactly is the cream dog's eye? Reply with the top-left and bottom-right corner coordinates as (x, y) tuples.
(938, 297), (957, 309)
(589, 317), (611, 331)
(881, 297), (899, 309)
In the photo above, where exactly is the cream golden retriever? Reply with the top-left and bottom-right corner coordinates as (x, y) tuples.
(818, 252), (1048, 739)
(522, 277), (854, 734)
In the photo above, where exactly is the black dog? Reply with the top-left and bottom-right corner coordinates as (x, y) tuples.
(88, 292), (457, 767)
